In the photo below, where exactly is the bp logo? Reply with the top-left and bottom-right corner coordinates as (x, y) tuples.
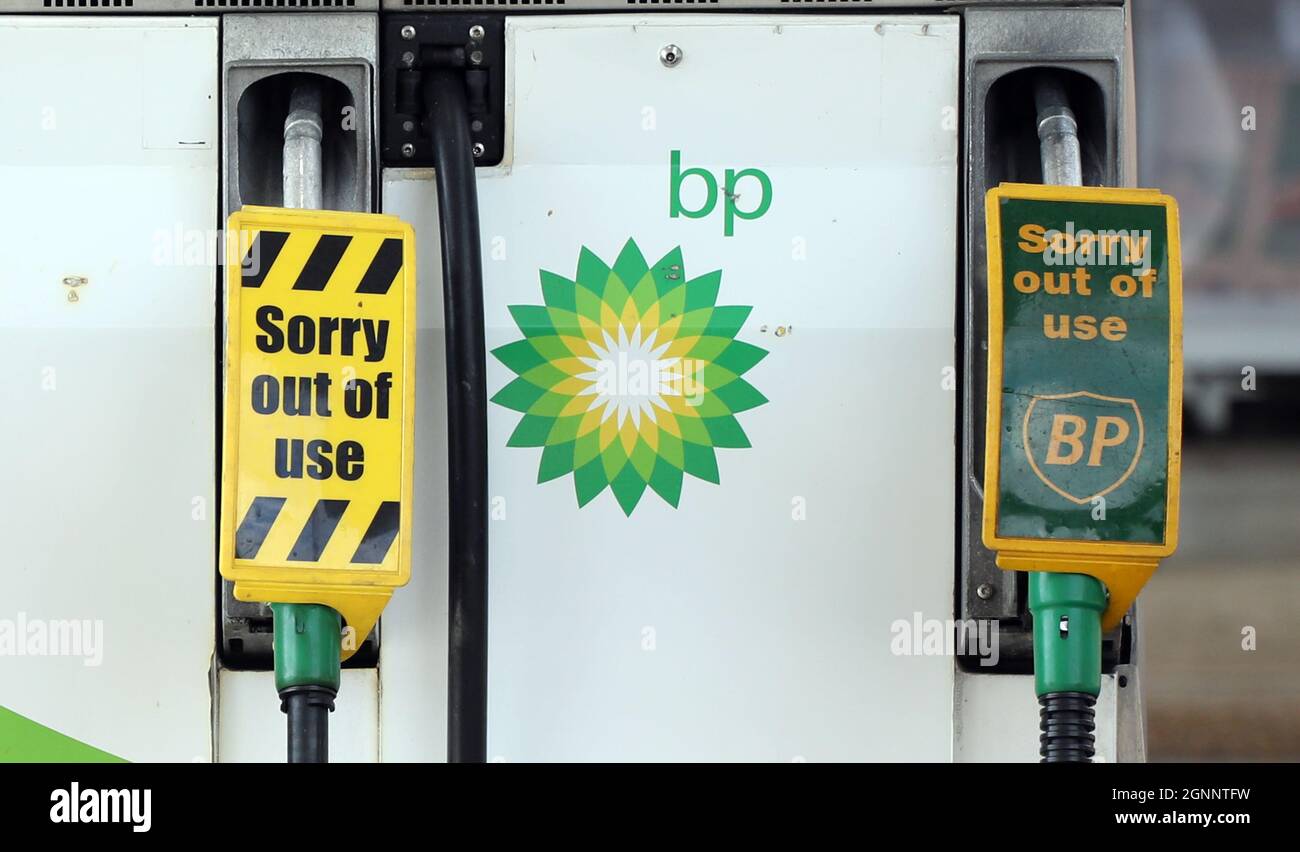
(490, 239), (768, 515)
(1022, 391), (1145, 505)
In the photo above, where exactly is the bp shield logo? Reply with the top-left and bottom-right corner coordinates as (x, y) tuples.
(491, 239), (768, 515)
(1022, 391), (1145, 505)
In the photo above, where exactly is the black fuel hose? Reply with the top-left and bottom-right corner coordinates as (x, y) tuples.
(424, 68), (489, 764)
(1038, 692), (1097, 763)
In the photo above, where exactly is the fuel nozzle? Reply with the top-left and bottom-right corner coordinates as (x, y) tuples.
(1027, 73), (1105, 763)
(1030, 572), (1107, 762)
(272, 603), (342, 764)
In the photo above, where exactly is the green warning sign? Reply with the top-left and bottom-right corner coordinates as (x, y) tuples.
(983, 183), (1182, 564)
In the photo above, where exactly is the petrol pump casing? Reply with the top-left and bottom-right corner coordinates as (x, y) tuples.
(0, 1), (1141, 763)
(383, 14), (960, 761)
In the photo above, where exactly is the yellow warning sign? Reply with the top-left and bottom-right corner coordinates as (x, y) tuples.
(983, 184), (1183, 630)
(219, 207), (416, 658)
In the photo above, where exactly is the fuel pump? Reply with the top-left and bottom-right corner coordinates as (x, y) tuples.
(982, 75), (1184, 762)
(2, 0), (1177, 766)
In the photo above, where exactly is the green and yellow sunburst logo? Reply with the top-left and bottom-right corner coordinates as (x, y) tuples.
(490, 239), (769, 515)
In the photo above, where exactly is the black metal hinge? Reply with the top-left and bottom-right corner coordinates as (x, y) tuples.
(381, 14), (506, 168)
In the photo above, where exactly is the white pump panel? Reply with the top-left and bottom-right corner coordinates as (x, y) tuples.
(0, 17), (218, 761)
(383, 14), (960, 761)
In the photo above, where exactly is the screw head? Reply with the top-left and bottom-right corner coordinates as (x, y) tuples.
(470, 50), (484, 66)
(472, 142), (486, 158)
(976, 583), (995, 600)
(469, 25), (486, 41)
(400, 25), (416, 41)
(659, 44), (682, 68)
(401, 143), (415, 158)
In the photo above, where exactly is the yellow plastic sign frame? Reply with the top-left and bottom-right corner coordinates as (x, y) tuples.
(220, 207), (416, 659)
(983, 184), (1183, 630)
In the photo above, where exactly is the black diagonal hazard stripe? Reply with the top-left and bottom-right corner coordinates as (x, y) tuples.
(354, 238), (404, 295)
(292, 234), (352, 291)
(287, 499), (350, 562)
(351, 501), (401, 564)
(241, 231), (290, 288)
(235, 496), (286, 559)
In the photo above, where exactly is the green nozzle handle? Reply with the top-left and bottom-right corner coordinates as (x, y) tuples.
(272, 603), (342, 694)
(1029, 571), (1106, 698)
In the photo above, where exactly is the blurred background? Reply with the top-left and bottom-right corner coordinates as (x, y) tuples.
(1133, 0), (1300, 760)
